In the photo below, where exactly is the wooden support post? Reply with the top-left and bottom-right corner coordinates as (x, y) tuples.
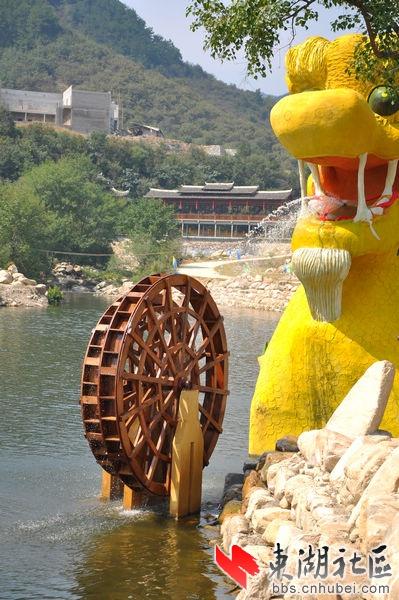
(100, 470), (123, 501)
(123, 485), (144, 511)
(170, 389), (204, 519)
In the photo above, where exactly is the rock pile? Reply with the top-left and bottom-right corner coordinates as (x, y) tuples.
(51, 262), (96, 291)
(206, 270), (299, 312)
(94, 270), (298, 312)
(0, 264), (47, 307)
(220, 361), (399, 599)
(94, 278), (135, 297)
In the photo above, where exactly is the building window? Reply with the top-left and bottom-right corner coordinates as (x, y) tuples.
(183, 223), (199, 237)
(215, 224), (231, 238)
(199, 224), (215, 237)
(232, 224), (249, 237)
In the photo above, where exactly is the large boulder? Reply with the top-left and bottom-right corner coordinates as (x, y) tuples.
(263, 518), (295, 546)
(245, 489), (277, 521)
(275, 522), (302, 550)
(284, 474), (313, 506)
(259, 452), (297, 483)
(297, 429), (352, 471)
(330, 434), (391, 483)
(242, 470), (263, 500)
(350, 446), (399, 527)
(357, 493), (399, 554)
(325, 361), (395, 439)
(219, 500), (242, 524)
(343, 439), (399, 503)
(240, 569), (271, 600)
(251, 506), (291, 533)
(276, 435), (299, 453)
(221, 514), (249, 551)
(7, 263), (18, 274)
(12, 272), (37, 286)
(35, 284), (47, 295)
(245, 545), (274, 566)
(0, 270), (12, 284)
(274, 463), (302, 501)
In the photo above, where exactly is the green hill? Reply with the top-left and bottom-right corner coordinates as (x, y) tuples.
(0, 0), (289, 155)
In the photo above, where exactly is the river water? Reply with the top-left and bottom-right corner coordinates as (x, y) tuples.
(0, 294), (279, 600)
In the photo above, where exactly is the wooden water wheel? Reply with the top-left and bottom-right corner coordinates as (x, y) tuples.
(80, 274), (229, 496)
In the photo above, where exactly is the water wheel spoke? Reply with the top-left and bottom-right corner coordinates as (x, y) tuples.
(122, 390), (136, 404)
(121, 393), (158, 423)
(130, 331), (164, 370)
(165, 279), (178, 347)
(122, 371), (175, 387)
(188, 317), (202, 348)
(179, 279), (191, 345)
(187, 292), (209, 345)
(132, 412), (159, 458)
(157, 390), (177, 425)
(198, 353), (227, 375)
(198, 404), (223, 433)
(198, 384), (227, 396)
(181, 349), (208, 380)
(146, 453), (159, 481)
(146, 420), (171, 480)
(127, 346), (141, 364)
(146, 300), (178, 376)
(192, 336), (211, 361)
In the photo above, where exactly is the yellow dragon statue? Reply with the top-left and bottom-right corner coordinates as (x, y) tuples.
(249, 34), (399, 454)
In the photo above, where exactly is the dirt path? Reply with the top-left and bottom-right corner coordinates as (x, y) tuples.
(178, 254), (291, 280)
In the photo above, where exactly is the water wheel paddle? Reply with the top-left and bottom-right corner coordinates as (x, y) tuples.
(80, 274), (229, 496)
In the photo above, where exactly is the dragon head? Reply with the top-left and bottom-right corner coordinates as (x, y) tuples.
(270, 34), (399, 321)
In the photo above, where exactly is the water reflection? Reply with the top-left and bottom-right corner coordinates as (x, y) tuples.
(74, 510), (225, 600)
(0, 294), (279, 600)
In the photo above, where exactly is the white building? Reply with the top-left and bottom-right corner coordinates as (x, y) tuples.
(0, 85), (119, 134)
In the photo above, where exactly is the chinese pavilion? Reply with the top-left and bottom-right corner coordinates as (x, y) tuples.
(146, 182), (293, 239)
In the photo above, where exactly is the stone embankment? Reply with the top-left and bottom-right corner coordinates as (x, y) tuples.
(205, 270), (299, 312)
(219, 360), (399, 599)
(94, 266), (299, 313)
(0, 264), (47, 307)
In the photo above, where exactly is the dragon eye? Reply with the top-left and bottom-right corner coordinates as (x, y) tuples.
(368, 86), (399, 117)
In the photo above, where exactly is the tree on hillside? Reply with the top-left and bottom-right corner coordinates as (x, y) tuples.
(187, 1), (399, 89)
(0, 0), (61, 50)
(25, 156), (123, 254)
(124, 198), (181, 276)
(0, 182), (52, 276)
(0, 105), (18, 138)
(0, 156), (124, 276)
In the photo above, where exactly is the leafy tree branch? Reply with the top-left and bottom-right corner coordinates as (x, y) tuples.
(187, 0), (399, 85)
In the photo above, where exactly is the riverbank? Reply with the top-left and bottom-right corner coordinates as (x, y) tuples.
(205, 271), (298, 312)
(92, 246), (298, 312)
(93, 268), (299, 313)
(218, 361), (399, 600)
(0, 265), (47, 307)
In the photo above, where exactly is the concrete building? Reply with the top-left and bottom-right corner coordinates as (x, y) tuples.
(0, 85), (119, 134)
(146, 182), (293, 239)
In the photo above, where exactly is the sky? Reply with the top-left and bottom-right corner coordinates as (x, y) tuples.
(124, 0), (353, 96)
